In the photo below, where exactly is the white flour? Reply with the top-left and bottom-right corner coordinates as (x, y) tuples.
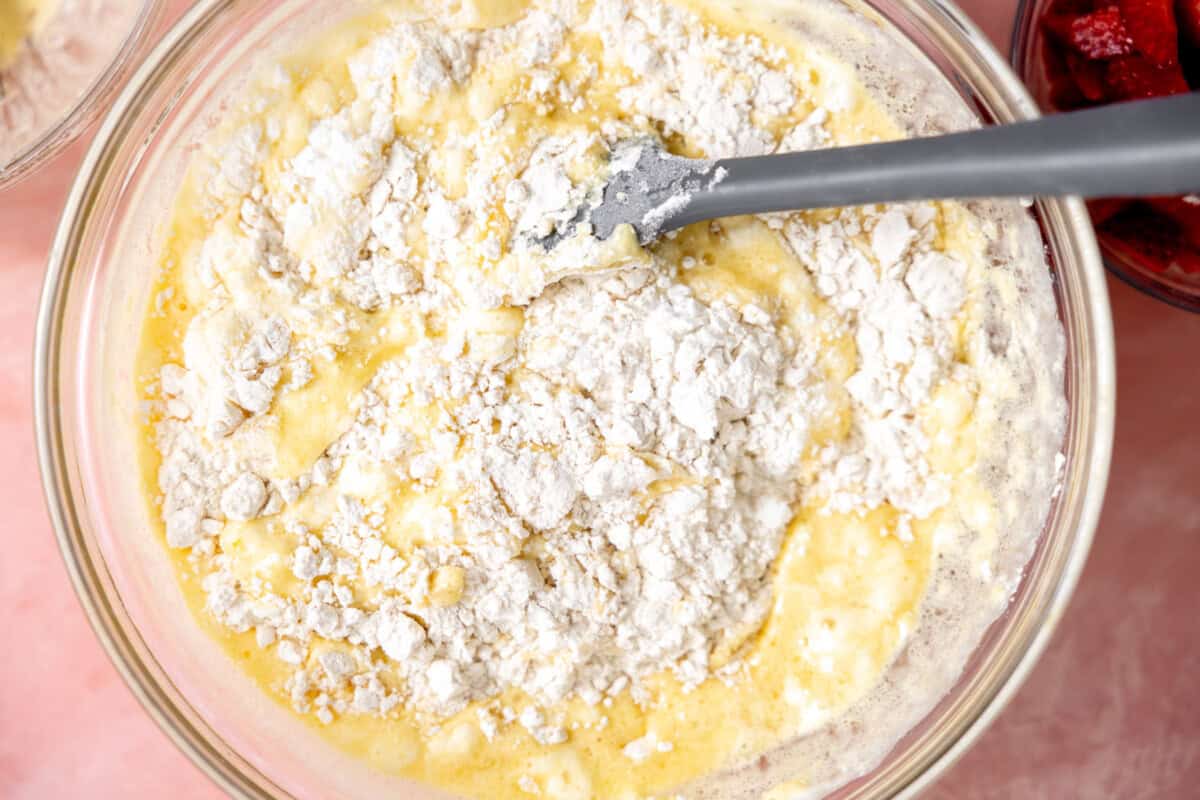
(151, 0), (971, 746)
(303, 268), (814, 739)
(786, 208), (963, 521)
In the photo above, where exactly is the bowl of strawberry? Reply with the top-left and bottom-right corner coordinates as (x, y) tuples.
(1013, 0), (1200, 311)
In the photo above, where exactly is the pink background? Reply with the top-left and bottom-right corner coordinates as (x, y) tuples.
(1, 1), (1197, 797)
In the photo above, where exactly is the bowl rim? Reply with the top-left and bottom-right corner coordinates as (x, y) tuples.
(34, 0), (1115, 797)
(0, 0), (163, 190)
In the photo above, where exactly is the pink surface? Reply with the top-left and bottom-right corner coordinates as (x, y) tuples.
(1, 2), (1197, 798)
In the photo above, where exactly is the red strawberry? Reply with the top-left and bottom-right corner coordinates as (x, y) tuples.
(1103, 54), (1190, 97)
(1176, 247), (1200, 274)
(1047, 76), (1085, 109)
(1145, 196), (1200, 247)
(1048, 75), (1090, 108)
(1181, 0), (1200, 46)
(1066, 51), (1110, 99)
(1047, 52), (1091, 107)
(1049, 0), (1102, 13)
(1087, 198), (1134, 225)
(1099, 205), (1187, 273)
(1118, 0), (1180, 65)
(1070, 6), (1134, 58)
(1041, 37), (1089, 108)
(1043, 11), (1076, 42)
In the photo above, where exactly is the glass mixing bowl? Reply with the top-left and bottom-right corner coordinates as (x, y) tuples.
(0, 0), (162, 189)
(35, 0), (1115, 797)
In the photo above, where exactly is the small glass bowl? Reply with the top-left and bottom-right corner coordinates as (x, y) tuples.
(36, 0), (1114, 797)
(0, 0), (161, 189)
(1012, 0), (1200, 314)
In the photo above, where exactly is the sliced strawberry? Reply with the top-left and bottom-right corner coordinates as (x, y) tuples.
(1042, 0), (1108, 44)
(1069, 6), (1134, 58)
(1049, 81), (1087, 108)
(1087, 198), (1135, 225)
(1049, 0), (1102, 13)
(1175, 247), (1200, 274)
(1180, 0), (1200, 48)
(1118, 0), (1180, 65)
(1145, 196), (1200, 247)
(1048, 56), (1089, 108)
(1041, 37), (1089, 108)
(1100, 230), (1172, 273)
(1065, 51), (1110, 99)
(1145, 196), (1200, 223)
(1103, 54), (1190, 97)
(1099, 205), (1187, 273)
(1043, 11), (1077, 43)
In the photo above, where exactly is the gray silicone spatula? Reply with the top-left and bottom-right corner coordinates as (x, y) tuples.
(538, 92), (1200, 249)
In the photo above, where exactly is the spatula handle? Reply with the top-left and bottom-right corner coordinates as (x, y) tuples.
(671, 92), (1200, 229)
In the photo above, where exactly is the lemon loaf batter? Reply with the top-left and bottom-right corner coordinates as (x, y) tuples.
(137, 0), (1067, 797)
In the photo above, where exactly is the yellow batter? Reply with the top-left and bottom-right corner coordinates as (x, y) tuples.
(137, 1), (999, 797)
(0, 0), (55, 68)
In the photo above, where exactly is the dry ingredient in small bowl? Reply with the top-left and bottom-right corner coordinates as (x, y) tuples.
(136, 0), (1067, 797)
(0, 0), (153, 186)
(0, 0), (56, 69)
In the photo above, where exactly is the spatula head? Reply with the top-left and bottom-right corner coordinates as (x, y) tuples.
(532, 140), (718, 250)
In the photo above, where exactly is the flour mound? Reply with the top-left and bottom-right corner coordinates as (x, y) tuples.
(318, 269), (812, 727)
